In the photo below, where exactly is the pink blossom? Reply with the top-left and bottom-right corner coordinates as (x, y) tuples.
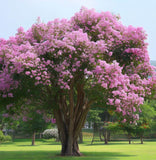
(108, 99), (114, 105)
(121, 119), (127, 123)
(51, 118), (56, 124)
(25, 71), (31, 75)
(115, 99), (121, 105)
(8, 93), (13, 97)
(72, 68), (76, 72)
(101, 83), (107, 88)
(2, 113), (9, 118)
(2, 94), (7, 98)
(23, 116), (27, 122)
(108, 52), (113, 56)
(133, 107), (136, 112)
(36, 110), (42, 114)
(6, 104), (13, 110)
(17, 26), (24, 33)
(35, 77), (41, 80)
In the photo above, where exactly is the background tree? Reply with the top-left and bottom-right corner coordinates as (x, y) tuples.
(102, 121), (120, 144)
(0, 7), (156, 156)
(116, 100), (156, 144)
(149, 100), (156, 136)
(11, 105), (54, 145)
(137, 100), (156, 143)
(18, 109), (51, 146)
(87, 109), (102, 128)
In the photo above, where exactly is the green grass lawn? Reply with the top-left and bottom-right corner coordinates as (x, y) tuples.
(0, 139), (156, 160)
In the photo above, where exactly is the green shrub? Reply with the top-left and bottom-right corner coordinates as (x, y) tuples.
(0, 131), (5, 142)
(4, 135), (12, 141)
(0, 131), (12, 143)
(0, 131), (3, 136)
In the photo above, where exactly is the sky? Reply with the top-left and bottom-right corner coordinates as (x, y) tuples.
(0, 0), (156, 60)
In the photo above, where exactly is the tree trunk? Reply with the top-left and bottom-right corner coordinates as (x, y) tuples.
(79, 130), (83, 143)
(61, 139), (82, 156)
(108, 132), (111, 141)
(53, 83), (92, 156)
(140, 136), (143, 144)
(32, 132), (35, 146)
(104, 130), (108, 144)
(54, 106), (88, 156)
(128, 133), (131, 144)
(39, 133), (42, 139)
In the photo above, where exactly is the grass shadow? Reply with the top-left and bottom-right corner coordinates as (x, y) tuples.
(11, 139), (61, 146)
(85, 142), (128, 146)
(82, 151), (135, 160)
(15, 144), (41, 146)
(16, 143), (61, 146)
(0, 150), (135, 160)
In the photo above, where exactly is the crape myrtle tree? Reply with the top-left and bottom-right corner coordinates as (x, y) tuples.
(0, 7), (156, 156)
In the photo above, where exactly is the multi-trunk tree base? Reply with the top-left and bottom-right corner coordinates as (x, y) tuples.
(61, 141), (83, 156)
(53, 83), (92, 156)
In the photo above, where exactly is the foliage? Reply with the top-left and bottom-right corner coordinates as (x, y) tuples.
(87, 109), (102, 126)
(0, 131), (12, 143)
(14, 106), (56, 145)
(0, 131), (5, 142)
(139, 101), (156, 123)
(4, 135), (12, 142)
(43, 129), (59, 139)
(103, 122), (120, 132)
(20, 112), (48, 134)
(137, 100), (156, 137)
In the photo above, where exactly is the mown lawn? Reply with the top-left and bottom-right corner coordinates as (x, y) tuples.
(0, 139), (156, 160)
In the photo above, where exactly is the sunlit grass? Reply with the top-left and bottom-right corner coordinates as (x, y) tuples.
(0, 139), (156, 160)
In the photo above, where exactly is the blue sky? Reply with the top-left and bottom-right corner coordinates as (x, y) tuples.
(1, 0), (156, 60)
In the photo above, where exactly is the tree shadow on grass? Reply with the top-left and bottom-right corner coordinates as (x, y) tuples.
(82, 151), (135, 160)
(0, 151), (57, 160)
(0, 150), (135, 160)
(85, 142), (128, 146)
(15, 144), (41, 146)
(85, 140), (148, 146)
(11, 139), (60, 146)
(16, 143), (61, 146)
